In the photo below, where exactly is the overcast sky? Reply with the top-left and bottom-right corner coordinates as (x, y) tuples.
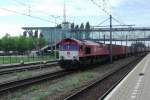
(0, 0), (150, 37)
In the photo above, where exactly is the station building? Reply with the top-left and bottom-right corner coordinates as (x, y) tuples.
(22, 22), (73, 45)
(22, 22), (91, 46)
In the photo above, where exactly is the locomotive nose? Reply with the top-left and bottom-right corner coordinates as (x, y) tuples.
(67, 51), (70, 56)
(67, 51), (70, 54)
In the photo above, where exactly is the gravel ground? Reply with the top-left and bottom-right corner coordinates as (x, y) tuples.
(0, 66), (61, 84)
(0, 56), (141, 100)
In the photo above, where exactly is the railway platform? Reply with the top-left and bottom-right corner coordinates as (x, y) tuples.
(104, 53), (150, 100)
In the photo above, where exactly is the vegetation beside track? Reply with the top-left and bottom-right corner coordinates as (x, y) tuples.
(2, 70), (99, 100)
(0, 55), (55, 65)
(0, 55), (144, 100)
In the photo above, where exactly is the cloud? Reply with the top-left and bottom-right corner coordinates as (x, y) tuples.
(0, 24), (23, 38)
(110, 0), (124, 7)
(0, 8), (12, 16)
(0, 5), (29, 16)
(0, 0), (150, 37)
(0, 0), (126, 17)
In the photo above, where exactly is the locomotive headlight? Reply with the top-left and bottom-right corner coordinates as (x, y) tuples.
(73, 56), (77, 60)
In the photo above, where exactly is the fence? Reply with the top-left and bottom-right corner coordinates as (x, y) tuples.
(0, 53), (57, 65)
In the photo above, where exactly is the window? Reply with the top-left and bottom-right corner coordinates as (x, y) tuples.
(80, 45), (83, 51)
(85, 47), (91, 54)
(59, 44), (78, 51)
(71, 44), (78, 50)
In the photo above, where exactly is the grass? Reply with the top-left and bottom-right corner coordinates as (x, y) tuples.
(7, 70), (99, 100)
(15, 71), (33, 79)
(0, 55), (56, 65)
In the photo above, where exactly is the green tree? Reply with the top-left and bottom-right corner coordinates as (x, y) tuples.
(38, 37), (47, 48)
(85, 21), (90, 30)
(39, 33), (44, 38)
(23, 31), (27, 37)
(71, 23), (75, 30)
(75, 25), (79, 30)
(0, 33), (47, 53)
(28, 31), (33, 38)
(34, 30), (38, 38)
(80, 23), (84, 39)
(56, 24), (62, 28)
(131, 42), (146, 48)
(16, 36), (28, 52)
(1, 34), (16, 51)
(85, 21), (90, 39)
(0, 39), (2, 50)
(80, 23), (84, 29)
(71, 23), (75, 38)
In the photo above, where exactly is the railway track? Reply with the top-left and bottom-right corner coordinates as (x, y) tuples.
(0, 70), (73, 94)
(0, 61), (58, 75)
(64, 55), (145, 100)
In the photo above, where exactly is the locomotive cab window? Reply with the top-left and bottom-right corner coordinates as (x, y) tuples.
(59, 44), (78, 51)
(85, 47), (91, 54)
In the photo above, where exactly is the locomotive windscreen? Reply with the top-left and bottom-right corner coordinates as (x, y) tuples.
(59, 44), (78, 51)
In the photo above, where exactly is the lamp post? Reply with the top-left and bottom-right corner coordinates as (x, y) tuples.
(51, 15), (60, 59)
(110, 14), (113, 63)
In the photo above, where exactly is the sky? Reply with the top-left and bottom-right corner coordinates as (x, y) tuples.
(0, 0), (150, 37)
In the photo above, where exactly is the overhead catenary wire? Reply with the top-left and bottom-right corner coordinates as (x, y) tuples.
(0, 7), (58, 24)
(7, 0), (23, 7)
(90, 0), (127, 26)
(112, 17), (126, 26)
(12, 0), (28, 6)
(35, 10), (62, 21)
(97, 17), (110, 26)
(91, 0), (110, 15)
(8, 0), (63, 23)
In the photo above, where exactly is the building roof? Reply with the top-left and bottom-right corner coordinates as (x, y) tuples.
(22, 27), (59, 30)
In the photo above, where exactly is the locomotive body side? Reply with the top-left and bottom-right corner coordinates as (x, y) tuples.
(57, 38), (110, 69)
(57, 38), (146, 70)
(78, 41), (109, 57)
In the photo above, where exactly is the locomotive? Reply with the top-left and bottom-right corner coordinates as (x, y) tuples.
(57, 38), (146, 69)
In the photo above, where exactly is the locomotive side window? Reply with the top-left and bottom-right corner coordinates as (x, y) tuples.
(85, 47), (91, 54)
(80, 45), (83, 51)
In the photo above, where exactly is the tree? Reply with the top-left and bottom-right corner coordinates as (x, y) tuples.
(85, 21), (90, 30)
(131, 42), (146, 48)
(16, 36), (27, 52)
(27, 37), (35, 50)
(71, 23), (75, 30)
(28, 31), (33, 38)
(23, 31), (27, 37)
(0, 39), (2, 50)
(80, 23), (84, 29)
(1, 35), (16, 51)
(75, 25), (79, 30)
(38, 37), (47, 48)
(56, 24), (62, 28)
(0, 34), (47, 53)
(34, 30), (38, 38)
(39, 33), (44, 38)
(85, 21), (91, 39)
(79, 23), (84, 39)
